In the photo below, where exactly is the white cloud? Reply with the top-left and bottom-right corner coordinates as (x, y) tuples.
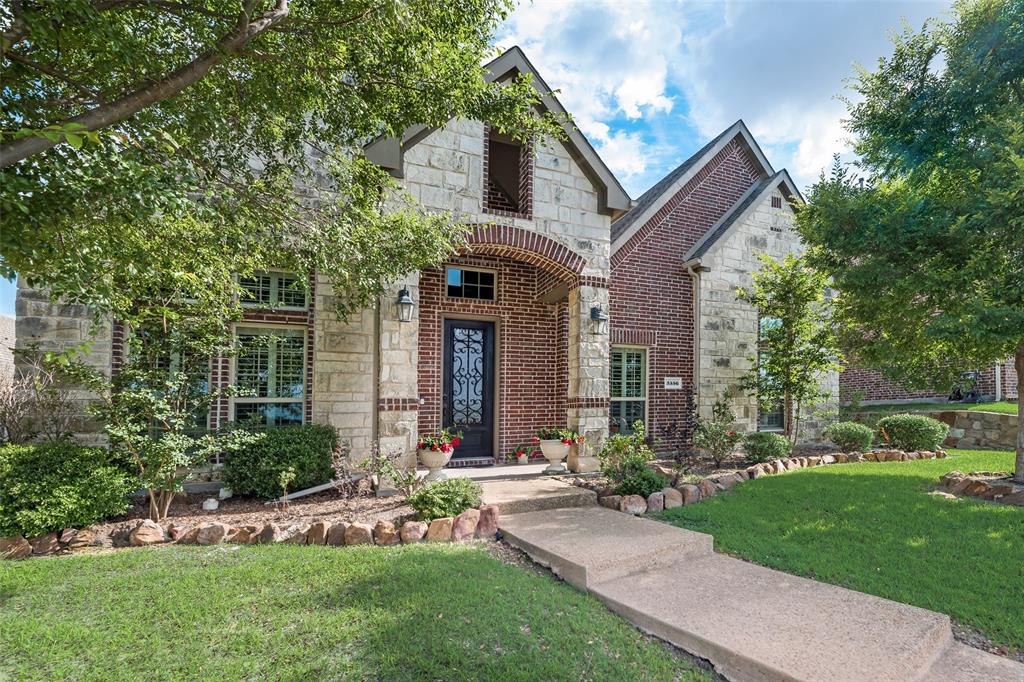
(499, 0), (951, 193)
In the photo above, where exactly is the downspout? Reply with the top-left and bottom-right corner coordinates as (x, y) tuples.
(685, 260), (710, 417)
(995, 362), (1002, 402)
(372, 298), (381, 446)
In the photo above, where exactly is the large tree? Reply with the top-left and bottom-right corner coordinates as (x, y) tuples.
(0, 0), (561, 324)
(797, 0), (1024, 480)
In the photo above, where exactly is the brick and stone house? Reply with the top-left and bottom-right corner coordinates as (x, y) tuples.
(840, 361), (1018, 405)
(15, 47), (835, 468)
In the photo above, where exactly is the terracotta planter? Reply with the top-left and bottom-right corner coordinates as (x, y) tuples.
(418, 448), (452, 482)
(539, 440), (570, 474)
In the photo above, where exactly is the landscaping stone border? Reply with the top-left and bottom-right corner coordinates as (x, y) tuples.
(937, 471), (1024, 507)
(0, 504), (500, 560)
(587, 448), (947, 516)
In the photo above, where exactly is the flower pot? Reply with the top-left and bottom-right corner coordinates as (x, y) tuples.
(538, 440), (570, 474)
(419, 448), (452, 482)
(516, 454), (530, 465)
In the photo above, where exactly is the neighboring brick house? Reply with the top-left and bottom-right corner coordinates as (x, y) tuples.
(15, 47), (836, 467)
(841, 360), (1019, 404)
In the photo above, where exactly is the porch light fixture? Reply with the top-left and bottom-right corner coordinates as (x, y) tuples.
(396, 288), (415, 322)
(590, 305), (609, 334)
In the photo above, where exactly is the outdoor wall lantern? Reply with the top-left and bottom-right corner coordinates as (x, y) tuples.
(396, 288), (415, 322)
(590, 305), (609, 334)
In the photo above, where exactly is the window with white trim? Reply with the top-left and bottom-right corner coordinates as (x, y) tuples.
(233, 326), (306, 426)
(610, 347), (647, 435)
(239, 271), (307, 309)
(756, 316), (785, 431)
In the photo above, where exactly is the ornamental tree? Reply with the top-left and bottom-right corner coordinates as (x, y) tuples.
(0, 0), (563, 326)
(737, 254), (843, 445)
(796, 0), (1024, 480)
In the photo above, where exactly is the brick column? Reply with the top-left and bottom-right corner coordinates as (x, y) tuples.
(566, 283), (610, 472)
(377, 276), (420, 471)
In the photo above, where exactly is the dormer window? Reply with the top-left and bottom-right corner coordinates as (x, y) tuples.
(483, 125), (532, 218)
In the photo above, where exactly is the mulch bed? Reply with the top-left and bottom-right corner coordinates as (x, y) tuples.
(93, 478), (416, 536)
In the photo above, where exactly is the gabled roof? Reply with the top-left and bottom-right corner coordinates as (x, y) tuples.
(685, 169), (802, 262)
(610, 120), (777, 252)
(364, 46), (631, 216)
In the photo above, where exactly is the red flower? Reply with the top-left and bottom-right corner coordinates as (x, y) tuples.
(561, 438), (570, 445)
(431, 444), (439, 451)
(516, 449), (525, 456)
(533, 436), (540, 443)
(416, 442), (424, 450)
(452, 437), (460, 447)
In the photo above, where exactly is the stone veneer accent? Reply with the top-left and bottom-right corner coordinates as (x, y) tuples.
(696, 185), (837, 440)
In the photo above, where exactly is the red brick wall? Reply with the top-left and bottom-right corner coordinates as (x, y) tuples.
(610, 138), (764, 453)
(840, 359), (1018, 402)
(417, 254), (568, 460)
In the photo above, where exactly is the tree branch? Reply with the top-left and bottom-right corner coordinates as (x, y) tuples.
(0, 0), (289, 168)
(4, 50), (103, 104)
(1, 0), (29, 57)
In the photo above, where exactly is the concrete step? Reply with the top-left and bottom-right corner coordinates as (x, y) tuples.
(479, 478), (597, 515)
(499, 507), (1024, 682)
(500, 507), (714, 589)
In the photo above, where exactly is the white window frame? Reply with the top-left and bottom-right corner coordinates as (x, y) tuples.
(237, 269), (309, 311)
(445, 265), (498, 302)
(610, 345), (648, 435)
(230, 324), (308, 426)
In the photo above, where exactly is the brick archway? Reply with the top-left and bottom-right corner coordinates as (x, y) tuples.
(464, 225), (586, 285)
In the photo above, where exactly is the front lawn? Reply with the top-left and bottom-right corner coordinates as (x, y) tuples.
(0, 543), (711, 681)
(849, 400), (1018, 415)
(660, 449), (1024, 651)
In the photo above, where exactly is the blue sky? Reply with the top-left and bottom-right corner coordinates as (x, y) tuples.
(0, 0), (949, 318)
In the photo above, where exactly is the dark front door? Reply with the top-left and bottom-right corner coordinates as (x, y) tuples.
(443, 319), (495, 460)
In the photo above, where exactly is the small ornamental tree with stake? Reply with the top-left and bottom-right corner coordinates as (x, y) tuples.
(796, 0), (1024, 480)
(737, 254), (843, 445)
(57, 312), (260, 522)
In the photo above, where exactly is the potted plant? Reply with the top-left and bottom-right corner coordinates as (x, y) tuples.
(534, 427), (584, 474)
(509, 443), (540, 465)
(417, 428), (461, 481)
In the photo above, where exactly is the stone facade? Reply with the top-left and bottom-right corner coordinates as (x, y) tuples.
(0, 313), (14, 382)
(696, 187), (837, 440)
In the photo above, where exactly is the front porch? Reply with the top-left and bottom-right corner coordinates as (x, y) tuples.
(375, 225), (611, 472)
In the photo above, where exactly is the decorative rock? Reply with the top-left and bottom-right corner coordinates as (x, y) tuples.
(110, 525), (134, 548)
(1, 535), (32, 559)
(598, 495), (622, 510)
(345, 522), (374, 546)
(68, 527), (100, 549)
(787, 459), (802, 469)
(196, 522), (230, 545)
(176, 526), (201, 544)
(326, 522), (348, 546)
(771, 460), (786, 475)
(927, 491), (959, 500)
(202, 498), (219, 511)
(426, 517), (454, 542)
(218, 487), (233, 500)
(282, 525), (309, 544)
(618, 494), (647, 515)
(476, 504), (499, 538)
(452, 509), (480, 541)
(225, 527), (253, 544)
(129, 520), (168, 546)
(847, 452), (865, 463)
(747, 465), (764, 479)
(254, 523), (284, 544)
(662, 488), (683, 509)
(28, 532), (59, 555)
(835, 454), (849, 464)
(166, 523), (190, 541)
(400, 520), (429, 543)
(807, 456), (822, 466)
(306, 521), (330, 545)
(697, 480), (717, 499)
(59, 528), (77, 545)
(646, 491), (665, 512)
(678, 484), (701, 505)
(373, 520), (400, 545)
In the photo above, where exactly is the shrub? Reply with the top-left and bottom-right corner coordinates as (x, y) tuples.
(692, 398), (743, 467)
(224, 424), (338, 498)
(743, 432), (792, 463)
(599, 421), (666, 498)
(0, 441), (134, 537)
(876, 414), (949, 451)
(824, 421), (875, 452)
(407, 477), (482, 522)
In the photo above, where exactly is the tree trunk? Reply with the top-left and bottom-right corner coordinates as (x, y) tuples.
(1014, 341), (1023, 483)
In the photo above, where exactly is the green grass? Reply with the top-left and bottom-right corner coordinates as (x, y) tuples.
(660, 449), (1024, 651)
(0, 543), (711, 682)
(849, 400), (1018, 415)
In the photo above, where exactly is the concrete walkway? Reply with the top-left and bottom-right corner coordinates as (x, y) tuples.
(500, 507), (1023, 682)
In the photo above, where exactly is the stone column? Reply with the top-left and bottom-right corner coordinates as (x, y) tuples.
(566, 284), (609, 473)
(377, 276), (420, 472)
